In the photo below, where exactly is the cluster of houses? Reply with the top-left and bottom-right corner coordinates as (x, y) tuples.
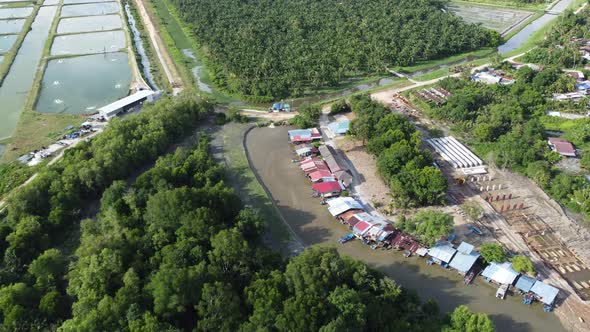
(427, 241), (560, 311)
(415, 87), (451, 105)
(288, 127), (560, 311)
(471, 68), (514, 85)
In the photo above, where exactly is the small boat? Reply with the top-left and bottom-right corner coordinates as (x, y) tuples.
(338, 233), (355, 244)
(470, 225), (483, 236)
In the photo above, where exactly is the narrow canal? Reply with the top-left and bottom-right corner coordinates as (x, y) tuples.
(499, 0), (574, 54)
(245, 126), (567, 332)
(0, 4), (56, 140)
(125, 2), (158, 90)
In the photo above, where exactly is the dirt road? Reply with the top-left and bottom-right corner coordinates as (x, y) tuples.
(132, 0), (183, 94)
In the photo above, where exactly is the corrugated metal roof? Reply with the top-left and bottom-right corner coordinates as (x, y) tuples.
(449, 251), (479, 273)
(481, 262), (519, 285)
(515, 275), (536, 293)
(428, 241), (457, 263)
(99, 90), (154, 115)
(530, 281), (559, 305)
(457, 242), (475, 255)
(327, 197), (363, 216)
(312, 181), (343, 193)
(328, 120), (350, 135)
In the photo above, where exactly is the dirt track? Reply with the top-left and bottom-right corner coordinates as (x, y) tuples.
(132, 0), (183, 94)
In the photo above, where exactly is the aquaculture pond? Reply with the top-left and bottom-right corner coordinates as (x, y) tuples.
(43, 0), (59, 5)
(0, 34), (16, 53)
(0, 5), (56, 139)
(64, 0), (114, 4)
(60, 2), (119, 17)
(36, 52), (132, 114)
(57, 14), (122, 34)
(0, 18), (25, 34)
(0, 7), (32, 19)
(50, 30), (126, 55)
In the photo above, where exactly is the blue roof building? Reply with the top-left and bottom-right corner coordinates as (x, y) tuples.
(531, 281), (559, 305)
(328, 120), (350, 135)
(428, 241), (457, 265)
(449, 242), (480, 274)
(514, 275), (536, 293)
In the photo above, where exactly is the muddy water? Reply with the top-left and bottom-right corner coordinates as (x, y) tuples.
(0, 34), (16, 53)
(0, 18), (25, 33)
(125, 3), (158, 90)
(50, 30), (126, 55)
(36, 52), (131, 114)
(60, 2), (119, 17)
(0, 5), (56, 139)
(57, 14), (122, 34)
(0, 7), (33, 19)
(245, 126), (567, 332)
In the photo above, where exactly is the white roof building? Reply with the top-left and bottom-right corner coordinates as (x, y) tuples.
(98, 90), (156, 119)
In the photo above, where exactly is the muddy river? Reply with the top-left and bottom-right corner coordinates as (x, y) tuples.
(245, 126), (567, 332)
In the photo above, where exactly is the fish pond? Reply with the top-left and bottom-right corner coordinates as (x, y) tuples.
(0, 18), (25, 34)
(51, 30), (126, 55)
(57, 14), (122, 34)
(0, 34), (16, 53)
(64, 0), (115, 4)
(36, 52), (132, 114)
(0, 7), (32, 19)
(60, 2), (119, 17)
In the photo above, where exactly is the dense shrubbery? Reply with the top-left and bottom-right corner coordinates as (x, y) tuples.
(0, 94), (212, 329)
(0, 162), (34, 198)
(289, 104), (321, 128)
(169, 0), (499, 99)
(349, 94), (447, 208)
(0, 123), (494, 330)
(397, 210), (454, 246)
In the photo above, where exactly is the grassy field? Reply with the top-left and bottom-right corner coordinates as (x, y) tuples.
(216, 121), (297, 255)
(146, 0), (239, 102)
(393, 48), (495, 75)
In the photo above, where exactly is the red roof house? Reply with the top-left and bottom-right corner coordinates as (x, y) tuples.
(548, 137), (576, 157)
(312, 181), (343, 196)
(308, 170), (334, 182)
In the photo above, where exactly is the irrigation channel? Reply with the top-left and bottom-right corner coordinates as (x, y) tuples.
(246, 126), (567, 332)
(125, 2), (157, 90)
(499, 0), (574, 54)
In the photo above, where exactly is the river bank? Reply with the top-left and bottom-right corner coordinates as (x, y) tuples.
(244, 125), (567, 332)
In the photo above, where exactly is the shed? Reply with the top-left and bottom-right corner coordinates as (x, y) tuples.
(288, 128), (321, 143)
(327, 197), (363, 217)
(98, 89), (155, 119)
(448, 242), (480, 274)
(515, 275), (536, 293)
(481, 262), (519, 285)
(428, 241), (457, 265)
(530, 281), (559, 305)
(548, 137), (576, 157)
